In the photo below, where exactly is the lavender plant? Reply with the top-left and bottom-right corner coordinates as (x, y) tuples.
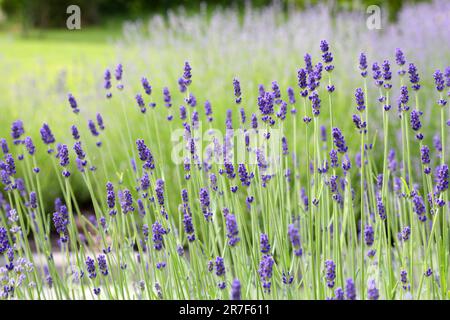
(0, 1), (449, 301)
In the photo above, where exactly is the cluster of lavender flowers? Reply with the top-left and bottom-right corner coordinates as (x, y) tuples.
(0, 34), (449, 301)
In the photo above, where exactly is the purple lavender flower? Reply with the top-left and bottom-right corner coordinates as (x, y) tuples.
(325, 260), (336, 288)
(40, 123), (55, 146)
(287, 87), (296, 104)
(67, 93), (80, 114)
(382, 60), (392, 84)
(332, 127), (348, 153)
(367, 279), (379, 300)
(364, 224), (374, 246)
(71, 125), (80, 140)
(359, 53), (368, 77)
(433, 70), (445, 92)
(183, 212), (195, 242)
(258, 92), (274, 118)
(115, 63), (123, 81)
(98, 254), (108, 276)
(239, 107), (246, 125)
(297, 68), (308, 97)
(11, 120), (25, 141)
(106, 182), (116, 215)
(251, 113), (258, 129)
(120, 189), (134, 214)
(189, 94), (199, 108)
(233, 78), (242, 104)
(104, 68), (112, 89)
(401, 226), (411, 241)
(395, 48), (406, 66)
(225, 212), (240, 246)
(238, 164), (252, 187)
(304, 53), (313, 73)
(29, 191), (37, 209)
(412, 193), (426, 222)
(334, 288), (344, 300)
(24, 137), (35, 155)
(155, 179), (165, 207)
(408, 63), (420, 91)
(399, 86), (409, 110)
(376, 193), (386, 220)
(288, 224), (302, 256)
(433, 134), (442, 153)
(163, 87), (172, 108)
(183, 61), (192, 86)
(355, 88), (365, 111)
(152, 221), (167, 251)
(372, 62), (383, 87)
(0, 227), (10, 254)
(345, 278), (356, 300)
(215, 256), (226, 277)
(310, 90), (321, 116)
(204, 100), (213, 122)
(178, 77), (187, 93)
(435, 164), (448, 194)
(199, 188), (212, 221)
(320, 40), (334, 70)
(57, 145), (70, 177)
(0, 139), (8, 154)
(259, 255), (274, 293)
(231, 279), (241, 300)
(53, 205), (69, 243)
(260, 233), (271, 254)
(85, 256), (96, 279)
(73, 141), (86, 160)
(88, 120), (99, 137)
(400, 270), (409, 290)
(141, 77), (152, 95)
(352, 114), (366, 132)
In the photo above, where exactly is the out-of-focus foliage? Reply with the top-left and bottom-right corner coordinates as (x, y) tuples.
(1, 0), (429, 28)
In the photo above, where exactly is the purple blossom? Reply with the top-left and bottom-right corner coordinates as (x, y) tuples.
(364, 224), (374, 246)
(412, 193), (426, 222)
(24, 137), (35, 155)
(67, 93), (80, 114)
(325, 260), (336, 288)
(120, 189), (134, 214)
(408, 63), (420, 91)
(433, 70), (445, 92)
(141, 77), (152, 95)
(367, 279), (379, 300)
(332, 127), (348, 153)
(346, 278), (356, 300)
(258, 255), (274, 293)
(355, 88), (365, 111)
(85, 256), (96, 279)
(231, 279), (241, 300)
(225, 212), (240, 246)
(152, 221), (167, 251)
(435, 164), (448, 194)
(40, 123), (55, 145)
(233, 78), (242, 104)
(359, 53), (368, 77)
(288, 224), (302, 256)
(260, 233), (270, 253)
(183, 212), (195, 242)
(163, 87), (172, 108)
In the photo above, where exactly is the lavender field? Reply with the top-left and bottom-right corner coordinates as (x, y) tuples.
(0, 0), (449, 300)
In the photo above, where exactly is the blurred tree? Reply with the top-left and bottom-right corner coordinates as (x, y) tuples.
(0, 0), (429, 30)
